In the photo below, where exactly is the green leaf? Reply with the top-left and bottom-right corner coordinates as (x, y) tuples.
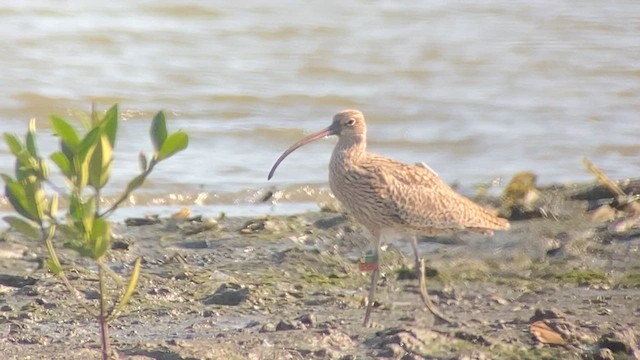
(49, 193), (59, 218)
(102, 104), (118, 146)
(90, 218), (110, 259)
(157, 131), (188, 161)
(25, 119), (38, 157)
(125, 173), (147, 193)
(81, 197), (97, 234)
(68, 194), (84, 224)
(77, 126), (101, 161)
(73, 144), (94, 190)
(4, 133), (23, 155)
(50, 151), (72, 178)
(37, 159), (49, 180)
(150, 111), (167, 151)
(5, 182), (38, 222)
(109, 257), (142, 321)
(3, 216), (40, 239)
(88, 135), (112, 190)
(30, 186), (46, 222)
(60, 140), (75, 165)
(14, 154), (38, 181)
(51, 115), (80, 152)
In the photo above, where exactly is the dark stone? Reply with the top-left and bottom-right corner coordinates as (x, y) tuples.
(529, 308), (566, 323)
(111, 239), (130, 250)
(0, 274), (38, 288)
(598, 328), (638, 354)
(275, 319), (306, 331)
(125, 215), (161, 226)
(202, 283), (249, 306)
(296, 313), (317, 327)
(454, 331), (492, 346)
(313, 215), (347, 229)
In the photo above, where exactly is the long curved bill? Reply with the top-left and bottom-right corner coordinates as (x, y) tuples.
(268, 126), (334, 180)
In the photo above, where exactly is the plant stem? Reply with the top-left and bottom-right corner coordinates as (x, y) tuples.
(100, 162), (155, 218)
(98, 264), (111, 360)
(43, 225), (97, 317)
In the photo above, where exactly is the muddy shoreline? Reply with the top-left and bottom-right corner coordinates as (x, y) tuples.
(0, 181), (639, 359)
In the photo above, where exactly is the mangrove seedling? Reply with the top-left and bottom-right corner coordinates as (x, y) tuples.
(1, 104), (189, 359)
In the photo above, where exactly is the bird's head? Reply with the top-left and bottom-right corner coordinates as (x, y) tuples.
(267, 109), (367, 180)
(330, 109), (367, 138)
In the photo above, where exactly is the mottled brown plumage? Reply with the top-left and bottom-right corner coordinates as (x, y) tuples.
(268, 109), (509, 326)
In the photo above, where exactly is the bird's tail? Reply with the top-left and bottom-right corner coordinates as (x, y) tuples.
(465, 200), (510, 235)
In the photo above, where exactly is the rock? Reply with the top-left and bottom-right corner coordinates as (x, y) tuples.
(202, 283), (249, 306)
(489, 294), (509, 305)
(202, 310), (217, 318)
(530, 321), (567, 346)
(170, 207), (191, 220)
(317, 328), (356, 353)
(313, 348), (341, 359)
(0, 242), (30, 259)
(569, 178), (640, 202)
(182, 217), (219, 235)
(529, 308), (579, 346)
(454, 331), (492, 346)
(111, 239), (131, 250)
(529, 308), (566, 322)
(366, 327), (445, 358)
(244, 320), (261, 329)
(0, 274), (37, 288)
(34, 298), (56, 309)
(595, 348), (615, 360)
(376, 343), (405, 358)
(240, 217), (279, 234)
(458, 351), (488, 360)
(296, 313), (317, 328)
(125, 215), (161, 226)
(275, 319), (306, 331)
(598, 328), (638, 355)
(259, 322), (277, 333)
(313, 215), (347, 230)
(591, 205), (618, 223)
(608, 214), (640, 237)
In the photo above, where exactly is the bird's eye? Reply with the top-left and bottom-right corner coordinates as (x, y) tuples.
(346, 119), (356, 126)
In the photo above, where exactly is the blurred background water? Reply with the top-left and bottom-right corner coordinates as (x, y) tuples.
(1, 0), (639, 219)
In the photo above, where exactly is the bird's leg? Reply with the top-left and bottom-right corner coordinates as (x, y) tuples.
(410, 235), (452, 325)
(362, 229), (381, 327)
(362, 259), (380, 327)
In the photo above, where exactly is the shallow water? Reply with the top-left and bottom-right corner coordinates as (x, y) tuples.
(1, 1), (639, 217)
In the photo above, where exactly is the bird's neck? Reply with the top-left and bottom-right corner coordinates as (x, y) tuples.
(332, 134), (366, 165)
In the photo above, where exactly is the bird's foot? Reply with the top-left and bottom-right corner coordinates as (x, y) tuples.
(416, 257), (455, 326)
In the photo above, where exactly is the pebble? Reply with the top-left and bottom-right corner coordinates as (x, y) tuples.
(202, 283), (249, 306)
(275, 319), (306, 331)
(259, 322), (276, 333)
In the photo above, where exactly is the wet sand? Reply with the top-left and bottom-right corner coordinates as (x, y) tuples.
(0, 182), (639, 359)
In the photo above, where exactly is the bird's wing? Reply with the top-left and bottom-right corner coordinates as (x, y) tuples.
(361, 154), (506, 233)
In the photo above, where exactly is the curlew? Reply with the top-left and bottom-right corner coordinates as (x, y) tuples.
(268, 110), (510, 326)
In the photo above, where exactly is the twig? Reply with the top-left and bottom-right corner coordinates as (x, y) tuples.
(583, 157), (640, 214)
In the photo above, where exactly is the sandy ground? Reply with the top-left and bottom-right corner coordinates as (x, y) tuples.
(0, 182), (639, 359)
